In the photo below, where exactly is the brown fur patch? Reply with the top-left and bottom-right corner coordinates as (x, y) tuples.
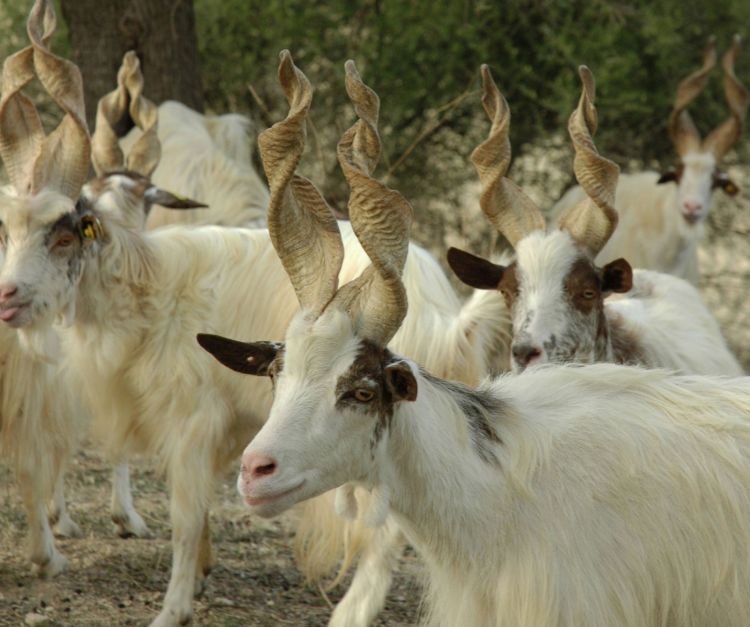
(564, 258), (601, 314)
(335, 341), (402, 450)
(498, 263), (519, 309)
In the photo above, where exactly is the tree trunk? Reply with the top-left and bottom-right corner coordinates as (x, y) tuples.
(60, 0), (204, 129)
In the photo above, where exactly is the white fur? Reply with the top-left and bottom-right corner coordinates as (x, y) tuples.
(0, 174), (509, 626)
(120, 101), (269, 229)
(507, 228), (742, 375)
(242, 310), (750, 627)
(552, 151), (721, 284)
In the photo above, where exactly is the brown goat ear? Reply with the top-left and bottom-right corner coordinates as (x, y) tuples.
(144, 187), (208, 210)
(447, 247), (506, 290)
(384, 360), (418, 402)
(601, 258), (633, 294)
(657, 169), (681, 185)
(197, 333), (282, 376)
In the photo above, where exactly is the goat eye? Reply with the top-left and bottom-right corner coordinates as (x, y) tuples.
(353, 389), (375, 403)
(582, 289), (596, 299)
(54, 233), (76, 249)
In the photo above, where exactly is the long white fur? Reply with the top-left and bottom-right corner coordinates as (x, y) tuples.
(0, 173), (509, 625)
(552, 152), (719, 284)
(120, 100), (269, 229)
(242, 309), (750, 627)
(0, 188), (151, 579)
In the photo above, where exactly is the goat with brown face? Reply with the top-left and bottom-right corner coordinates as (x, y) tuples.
(448, 66), (742, 378)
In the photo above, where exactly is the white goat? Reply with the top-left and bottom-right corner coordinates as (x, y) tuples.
(447, 65), (742, 377)
(0, 46), (508, 626)
(120, 100), (269, 229)
(0, 5), (151, 578)
(199, 65), (750, 627)
(553, 36), (748, 284)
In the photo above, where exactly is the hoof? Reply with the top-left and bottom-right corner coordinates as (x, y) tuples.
(53, 514), (83, 539)
(32, 550), (68, 579)
(112, 512), (152, 539)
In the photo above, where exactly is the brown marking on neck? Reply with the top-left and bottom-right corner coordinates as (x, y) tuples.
(420, 369), (503, 465)
(335, 341), (400, 450)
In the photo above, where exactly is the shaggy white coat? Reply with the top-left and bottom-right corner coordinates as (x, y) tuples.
(25, 179), (508, 625)
(120, 100), (269, 229)
(243, 310), (750, 627)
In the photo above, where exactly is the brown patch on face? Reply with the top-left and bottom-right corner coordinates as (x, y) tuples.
(335, 341), (403, 450)
(564, 258), (602, 314)
(498, 262), (519, 308)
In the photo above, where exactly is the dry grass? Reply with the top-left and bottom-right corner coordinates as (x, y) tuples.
(0, 447), (423, 626)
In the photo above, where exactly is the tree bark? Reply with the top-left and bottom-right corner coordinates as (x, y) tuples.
(60, 0), (204, 128)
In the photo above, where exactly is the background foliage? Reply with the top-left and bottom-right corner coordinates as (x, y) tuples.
(193, 0), (750, 209)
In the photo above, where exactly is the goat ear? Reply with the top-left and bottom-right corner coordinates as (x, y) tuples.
(144, 186), (208, 210)
(714, 172), (740, 196)
(197, 333), (282, 376)
(601, 258), (633, 294)
(384, 360), (418, 402)
(657, 169), (680, 185)
(447, 247), (506, 290)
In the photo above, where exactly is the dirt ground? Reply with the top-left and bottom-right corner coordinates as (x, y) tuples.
(0, 448), (423, 626)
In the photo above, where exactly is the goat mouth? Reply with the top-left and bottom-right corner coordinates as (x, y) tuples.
(681, 212), (702, 225)
(243, 479), (306, 508)
(0, 303), (29, 324)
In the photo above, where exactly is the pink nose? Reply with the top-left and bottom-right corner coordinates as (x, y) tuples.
(682, 200), (702, 214)
(0, 283), (17, 303)
(241, 452), (277, 481)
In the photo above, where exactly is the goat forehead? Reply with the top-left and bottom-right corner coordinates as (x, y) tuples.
(283, 309), (362, 380)
(515, 231), (580, 296)
(681, 152), (717, 176)
(0, 191), (75, 236)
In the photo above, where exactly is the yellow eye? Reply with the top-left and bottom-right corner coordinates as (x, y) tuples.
(582, 289), (596, 299)
(353, 389), (375, 403)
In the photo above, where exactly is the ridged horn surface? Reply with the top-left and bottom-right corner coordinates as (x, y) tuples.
(28, 0), (91, 198)
(258, 50), (344, 316)
(471, 64), (545, 248)
(329, 60), (412, 347)
(558, 66), (620, 256)
(92, 51), (160, 176)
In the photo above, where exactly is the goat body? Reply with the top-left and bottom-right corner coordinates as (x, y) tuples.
(232, 310), (750, 627)
(554, 171), (706, 284)
(120, 101), (270, 229)
(36, 176), (507, 625)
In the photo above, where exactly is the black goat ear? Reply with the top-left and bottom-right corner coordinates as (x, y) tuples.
(144, 187), (208, 210)
(657, 169), (680, 185)
(447, 247), (506, 290)
(197, 333), (282, 376)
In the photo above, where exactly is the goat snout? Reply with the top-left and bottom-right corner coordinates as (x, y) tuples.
(0, 282), (18, 303)
(682, 200), (703, 221)
(241, 452), (278, 482)
(512, 342), (543, 369)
